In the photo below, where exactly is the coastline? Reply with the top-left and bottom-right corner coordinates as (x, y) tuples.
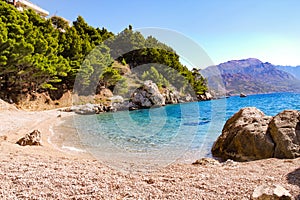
(0, 107), (300, 198)
(0, 107), (92, 160)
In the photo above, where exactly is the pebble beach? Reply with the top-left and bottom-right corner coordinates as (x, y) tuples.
(0, 101), (299, 199)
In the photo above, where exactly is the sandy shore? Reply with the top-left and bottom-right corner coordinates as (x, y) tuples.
(0, 104), (299, 199)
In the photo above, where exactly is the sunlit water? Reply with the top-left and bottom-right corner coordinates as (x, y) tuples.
(52, 92), (300, 171)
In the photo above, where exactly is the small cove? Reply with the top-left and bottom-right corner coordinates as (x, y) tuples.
(51, 92), (300, 171)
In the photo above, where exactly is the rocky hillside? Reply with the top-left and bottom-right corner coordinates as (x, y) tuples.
(276, 65), (300, 80)
(0, 2), (207, 107)
(201, 58), (300, 96)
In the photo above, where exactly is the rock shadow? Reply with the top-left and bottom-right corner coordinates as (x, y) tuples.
(287, 167), (300, 199)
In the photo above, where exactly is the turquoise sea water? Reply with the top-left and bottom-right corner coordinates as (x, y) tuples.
(52, 92), (300, 171)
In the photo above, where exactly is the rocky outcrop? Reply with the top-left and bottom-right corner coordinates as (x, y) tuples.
(212, 108), (300, 161)
(131, 80), (165, 108)
(251, 184), (291, 200)
(63, 81), (200, 114)
(112, 101), (136, 111)
(98, 88), (113, 98)
(240, 93), (247, 97)
(74, 103), (98, 115)
(63, 103), (116, 114)
(197, 92), (213, 101)
(268, 110), (300, 159)
(109, 95), (124, 103)
(212, 107), (274, 161)
(16, 130), (41, 146)
(179, 94), (194, 103)
(161, 88), (179, 104)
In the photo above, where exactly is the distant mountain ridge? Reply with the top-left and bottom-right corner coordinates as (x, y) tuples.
(201, 58), (300, 96)
(275, 65), (300, 80)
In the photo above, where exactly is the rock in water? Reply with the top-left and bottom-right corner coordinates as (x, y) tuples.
(211, 107), (274, 161)
(251, 184), (292, 200)
(16, 130), (41, 146)
(268, 110), (300, 159)
(240, 93), (247, 97)
(131, 80), (165, 108)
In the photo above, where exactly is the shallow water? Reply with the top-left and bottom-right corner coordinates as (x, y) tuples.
(52, 92), (300, 171)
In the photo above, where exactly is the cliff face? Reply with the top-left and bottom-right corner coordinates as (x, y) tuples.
(201, 58), (300, 96)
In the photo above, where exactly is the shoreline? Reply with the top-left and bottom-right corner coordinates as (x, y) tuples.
(0, 107), (92, 160)
(0, 107), (300, 198)
(47, 116), (88, 154)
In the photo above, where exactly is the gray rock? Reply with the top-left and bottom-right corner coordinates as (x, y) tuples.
(132, 89), (152, 107)
(205, 92), (213, 100)
(240, 93), (247, 97)
(198, 92), (213, 101)
(68, 103), (110, 114)
(251, 184), (291, 200)
(112, 101), (136, 111)
(192, 158), (220, 166)
(74, 103), (96, 115)
(162, 88), (179, 104)
(109, 95), (124, 103)
(212, 107), (274, 161)
(16, 130), (41, 146)
(268, 110), (300, 159)
(179, 93), (194, 103)
(131, 80), (165, 108)
(222, 159), (238, 167)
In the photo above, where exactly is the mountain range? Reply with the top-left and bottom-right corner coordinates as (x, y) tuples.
(275, 65), (300, 80)
(200, 58), (300, 96)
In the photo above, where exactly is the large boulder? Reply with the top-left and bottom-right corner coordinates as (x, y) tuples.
(131, 80), (165, 108)
(212, 107), (274, 161)
(16, 130), (41, 146)
(268, 110), (300, 159)
(212, 108), (300, 161)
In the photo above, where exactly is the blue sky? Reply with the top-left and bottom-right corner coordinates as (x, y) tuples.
(32, 0), (300, 67)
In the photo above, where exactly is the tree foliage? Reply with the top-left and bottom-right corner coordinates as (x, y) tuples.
(0, 1), (207, 102)
(107, 27), (208, 95)
(50, 16), (69, 30)
(141, 66), (170, 88)
(0, 2), (71, 101)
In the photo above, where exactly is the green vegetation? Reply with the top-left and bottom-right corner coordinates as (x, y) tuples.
(141, 66), (170, 88)
(0, 1), (207, 103)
